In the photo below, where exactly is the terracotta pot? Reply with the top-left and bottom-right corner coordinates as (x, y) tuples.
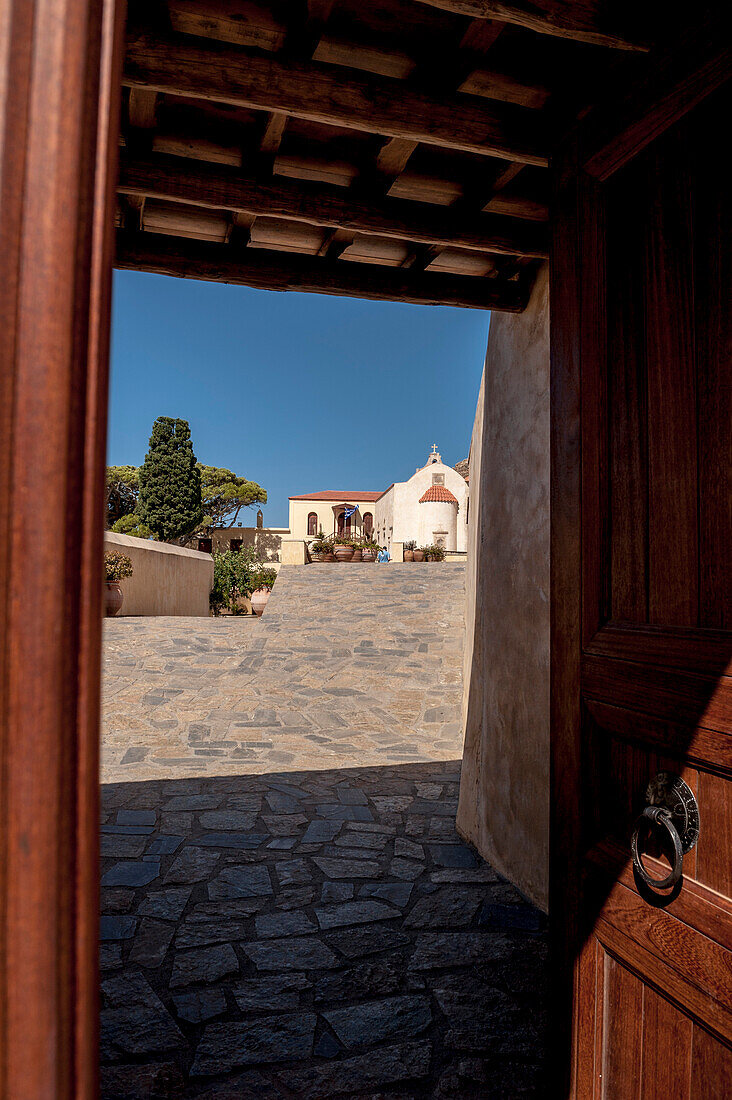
(250, 587), (271, 616)
(104, 581), (123, 617)
(412, 550), (425, 562)
(324, 552), (336, 562)
(403, 550), (414, 561)
(311, 551), (325, 562)
(351, 548), (362, 561)
(361, 549), (376, 562)
(334, 546), (354, 562)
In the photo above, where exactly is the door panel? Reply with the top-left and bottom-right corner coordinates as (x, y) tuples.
(551, 73), (731, 1097)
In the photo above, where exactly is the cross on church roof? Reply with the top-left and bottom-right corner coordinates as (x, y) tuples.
(431, 443), (438, 454)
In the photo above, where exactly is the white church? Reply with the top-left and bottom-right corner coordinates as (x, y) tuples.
(287, 445), (469, 554)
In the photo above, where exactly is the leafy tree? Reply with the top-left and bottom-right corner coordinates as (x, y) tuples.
(106, 465), (139, 527)
(198, 465), (267, 530)
(110, 513), (155, 540)
(137, 417), (203, 542)
(210, 547), (259, 615)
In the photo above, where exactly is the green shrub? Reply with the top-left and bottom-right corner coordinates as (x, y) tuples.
(404, 539), (417, 551)
(104, 551), (133, 582)
(210, 547), (259, 615)
(252, 565), (277, 591)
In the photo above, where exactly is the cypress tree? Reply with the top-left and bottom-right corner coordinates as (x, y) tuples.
(138, 417), (203, 541)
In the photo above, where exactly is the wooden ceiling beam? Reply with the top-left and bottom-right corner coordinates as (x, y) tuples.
(117, 154), (548, 257)
(123, 31), (548, 166)
(128, 88), (158, 129)
(165, 2), (551, 108)
(411, 1), (649, 51)
(115, 232), (531, 311)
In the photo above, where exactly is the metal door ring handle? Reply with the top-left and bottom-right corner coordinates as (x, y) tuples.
(631, 805), (684, 890)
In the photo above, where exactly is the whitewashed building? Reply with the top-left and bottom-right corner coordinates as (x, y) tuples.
(374, 446), (469, 553)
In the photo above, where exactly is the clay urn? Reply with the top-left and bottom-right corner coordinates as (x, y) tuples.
(250, 587), (271, 616)
(334, 546), (354, 562)
(412, 549), (425, 562)
(403, 550), (414, 561)
(104, 581), (124, 617)
(351, 547), (362, 562)
(361, 549), (376, 562)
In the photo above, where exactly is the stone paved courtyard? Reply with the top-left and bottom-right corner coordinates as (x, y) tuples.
(101, 565), (547, 1097)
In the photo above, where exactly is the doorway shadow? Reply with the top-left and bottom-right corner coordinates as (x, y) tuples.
(100, 761), (547, 1099)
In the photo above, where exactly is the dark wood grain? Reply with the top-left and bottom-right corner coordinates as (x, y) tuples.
(641, 986), (693, 1100)
(115, 231), (530, 310)
(588, 839), (732, 953)
(644, 132), (698, 627)
(586, 624), (732, 677)
(601, 955), (644, 1098)
(123, 30), (549, 166)
(600, 883), (732, 1017)
(606, 166), (648, 623)
(581, 655), (732, 732)
(696, 771), (732, 900)
(553, 57), (731, 1095)
(0, 0), (117, 1093)
(586, 700), (732, 777)
(693, 91), (732, 630)
(690, 1025), (732, 1098)
(548, 130), (583, 1097)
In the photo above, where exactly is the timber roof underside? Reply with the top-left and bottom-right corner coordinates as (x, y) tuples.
(114, 0), (667, 311)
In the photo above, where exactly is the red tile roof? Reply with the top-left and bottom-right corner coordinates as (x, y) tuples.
(289, 490), (382, 502)
(419, 485), (459, 504)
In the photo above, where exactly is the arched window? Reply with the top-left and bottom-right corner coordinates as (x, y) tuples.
(307, 512), (318, 536)
(363, 512), (373, 536)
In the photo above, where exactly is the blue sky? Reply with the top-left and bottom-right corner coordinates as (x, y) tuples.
(109, 271), (490, 527)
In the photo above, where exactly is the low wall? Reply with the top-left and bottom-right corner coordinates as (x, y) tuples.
(280, 540), (309, 565)
(104, 531), (213, 617)
(457, 263), (550, 911)
(210, 527), (288, 562)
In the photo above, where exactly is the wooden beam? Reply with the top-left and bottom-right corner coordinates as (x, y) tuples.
(123, 31), (549, 166)
(259, 111), (288, 157)
(127, 87), (158, 129)
(376, 138), (419, 180)
(115, 232), (531, 311)
(117, 154), (549, 257)
(411, 1), (649, 51)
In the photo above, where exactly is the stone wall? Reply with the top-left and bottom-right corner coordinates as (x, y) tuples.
(457, 264), (550, 911)
(104, 532), (213, 617)
(209, 527), (289, 562)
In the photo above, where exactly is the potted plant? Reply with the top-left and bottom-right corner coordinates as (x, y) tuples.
(413, 545), (426, 562)
(309, 530), (332, 562)
(429, 544), (446, 562)
(103, 550), (133, 616)
(333, 535), (354, 562)
(361, 539), (379, 562)
(250, 565), (277, 616)
(350, 536), (363, 562)
(403, 539), (416, 562)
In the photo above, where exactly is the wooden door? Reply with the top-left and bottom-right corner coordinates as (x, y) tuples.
(551, 47), (731, 1100)
(0, 0), (123, 1094)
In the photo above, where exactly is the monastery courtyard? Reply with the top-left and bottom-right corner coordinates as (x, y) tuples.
(100, 565), (547, 1097)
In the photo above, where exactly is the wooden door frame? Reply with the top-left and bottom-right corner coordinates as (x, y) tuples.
(549, 19), (730, 1097)
(0, 0), (125, 1094)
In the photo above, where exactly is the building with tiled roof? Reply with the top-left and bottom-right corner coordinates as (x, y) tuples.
(418, 484), (459, 504)
(288, 490), (382, 541)
(374, 446), (468, 554)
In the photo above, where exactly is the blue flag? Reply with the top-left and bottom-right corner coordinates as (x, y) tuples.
(343, 506), (357, 519)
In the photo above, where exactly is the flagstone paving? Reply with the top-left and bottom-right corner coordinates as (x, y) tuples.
(101, 565), (547, 1097)
(102, 564), (466, 782)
